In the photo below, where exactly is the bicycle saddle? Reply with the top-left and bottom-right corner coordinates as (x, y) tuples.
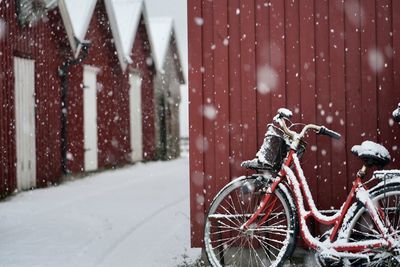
(351, 141), (391, 168)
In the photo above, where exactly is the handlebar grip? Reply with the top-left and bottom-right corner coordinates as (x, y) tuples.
(318, 126), (341, 140)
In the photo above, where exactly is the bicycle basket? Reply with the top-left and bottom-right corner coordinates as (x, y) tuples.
(257, 124), (307, 171)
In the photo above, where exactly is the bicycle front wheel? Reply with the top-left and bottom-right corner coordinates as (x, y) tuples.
(204, 175), (297, 267)
(344, 185), (400, 266)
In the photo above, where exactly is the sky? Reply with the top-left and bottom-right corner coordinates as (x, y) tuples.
(144, 0), (189, 137)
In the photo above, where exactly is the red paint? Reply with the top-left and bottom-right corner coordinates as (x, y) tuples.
(188, 0), (400, 247)
(0, 1), (65, 195)
(66, 3), (155, 172)
(0, 0), (156, 198)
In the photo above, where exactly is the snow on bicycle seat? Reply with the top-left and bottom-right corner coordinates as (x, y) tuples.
(351, 140), (391, 168)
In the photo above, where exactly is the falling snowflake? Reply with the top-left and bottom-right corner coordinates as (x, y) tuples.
(257, 65), (278, 94)
(368, 48), (384, 73)
(194, 17), (204, 26)
(202, 104), (217, 120)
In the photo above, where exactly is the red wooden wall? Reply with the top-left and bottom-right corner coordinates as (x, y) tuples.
(0, 1), (65, 195)
(189, 0), (400, 247)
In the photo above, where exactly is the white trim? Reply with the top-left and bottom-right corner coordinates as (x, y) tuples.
(14, 57), (37, 190)
(58, 0), (97, 58)
(83, 65), (99, 171)
(105, 0), (143, 71)
(129, 72), (143, 162)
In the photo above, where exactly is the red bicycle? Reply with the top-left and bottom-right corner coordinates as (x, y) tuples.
(204, 108), (400, 266)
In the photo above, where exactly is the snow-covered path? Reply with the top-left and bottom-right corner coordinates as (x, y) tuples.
(0, 155), (201, 267)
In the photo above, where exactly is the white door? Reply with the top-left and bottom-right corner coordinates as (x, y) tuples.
(83, 65), (99, 171)
(129, 73), (143, 162)
(14, 57), (36, 190)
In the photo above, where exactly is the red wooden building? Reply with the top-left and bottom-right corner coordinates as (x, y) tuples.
(148, 17), (185, 160)
(0, 0), (65, 195)
(0, 0), (157, 197)
(105, 0), (156, 163)
(59, 0), (156, 173)
(189, 0), (400, 247)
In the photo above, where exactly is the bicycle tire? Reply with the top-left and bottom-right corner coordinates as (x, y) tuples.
(204, 175), (298, 267)
(342, 184), (400, 266)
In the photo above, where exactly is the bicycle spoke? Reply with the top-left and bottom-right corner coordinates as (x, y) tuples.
(204, 177), (295, 267)
(226, 194), (247, 227)
(253, 234), (279, 258)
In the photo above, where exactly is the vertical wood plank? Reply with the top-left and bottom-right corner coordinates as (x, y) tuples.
(228, 0), (244, 178)
(344, 0), (362, 190)
(284, 0), (301, 122)
(360, 0), (378, 142)
(376, 0), (397, 163)
(188, 0), (205, 247)
(269, 0), (286, 111)
(213, 0), (230, 193)
(376, 0), (398, 160)
(315, 0), (332, 211)
(329, 0), (347, 203)
(299, 0), (318, 201)
(255, 0), (271, 147)
(240, 0), (257, 160)
(202, 0), (216, 209)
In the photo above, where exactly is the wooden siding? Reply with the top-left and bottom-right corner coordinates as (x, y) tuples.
(65, 3), (155, 173)
(189, 0), (400, 247)
(0, 1), (64, 196)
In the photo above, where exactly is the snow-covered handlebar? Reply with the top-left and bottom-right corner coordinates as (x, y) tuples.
(274, 108), (341, 141)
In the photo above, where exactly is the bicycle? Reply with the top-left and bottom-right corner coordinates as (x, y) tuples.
(204, 108), (400, 266)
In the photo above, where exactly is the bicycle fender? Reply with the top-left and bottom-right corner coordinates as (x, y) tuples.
(368, 176), (400, 195)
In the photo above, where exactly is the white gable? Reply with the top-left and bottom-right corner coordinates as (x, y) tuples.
(105, 0), (143, 71)
(59, 0), (97, 57)
(148, 17), (173, 74)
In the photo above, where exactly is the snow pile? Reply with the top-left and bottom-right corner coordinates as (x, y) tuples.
(351, 140), (391, 161)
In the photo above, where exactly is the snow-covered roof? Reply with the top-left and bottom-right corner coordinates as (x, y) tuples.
(105, 0), (143, 71)
(148, 17), (173, 73)
(148, 17), (184, 83)
(58, 0), (97, 58)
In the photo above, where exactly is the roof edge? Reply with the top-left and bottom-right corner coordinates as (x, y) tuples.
(58, 0), (78, 55)
(105, 0), (143, 72)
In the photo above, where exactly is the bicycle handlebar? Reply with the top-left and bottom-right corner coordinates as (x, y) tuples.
(274, 109), (341, 141)
(318, 126), (341, 140)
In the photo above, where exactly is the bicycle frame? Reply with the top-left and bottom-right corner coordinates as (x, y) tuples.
(242, 149), (396, 254)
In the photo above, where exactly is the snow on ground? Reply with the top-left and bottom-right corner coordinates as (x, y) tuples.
(0, 154), (201, 267)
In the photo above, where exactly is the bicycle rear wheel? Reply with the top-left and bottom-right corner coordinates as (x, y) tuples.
(344, 185), (400, 266)
(204, 175), (297, 267)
